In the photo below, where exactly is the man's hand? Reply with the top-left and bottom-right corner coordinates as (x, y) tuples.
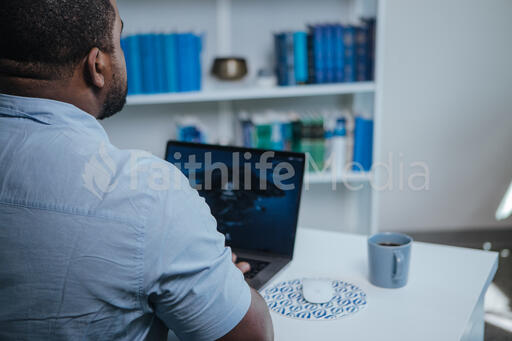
(232, 252), (251, 274)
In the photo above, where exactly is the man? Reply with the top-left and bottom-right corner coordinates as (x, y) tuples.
(0, 1), (273, 340)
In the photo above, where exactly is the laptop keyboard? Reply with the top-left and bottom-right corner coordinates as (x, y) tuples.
(236, 258), (270, 279)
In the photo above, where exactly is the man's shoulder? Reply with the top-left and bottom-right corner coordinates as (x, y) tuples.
(0, 125), (186, 227)
(66, 140), (189, 225)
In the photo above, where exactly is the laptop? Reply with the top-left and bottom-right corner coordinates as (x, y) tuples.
(165, 141), (305, 290)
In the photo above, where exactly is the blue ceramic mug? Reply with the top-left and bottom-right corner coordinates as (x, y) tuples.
(367, 232), (413, 288)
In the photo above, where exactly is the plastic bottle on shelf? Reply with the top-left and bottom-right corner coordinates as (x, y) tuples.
(332, 117), (347, 178)
(176, 116), (207, 143)
(271, 121), (284, 151)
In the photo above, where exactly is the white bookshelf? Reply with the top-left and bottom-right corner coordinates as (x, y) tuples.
(107, 0), (380, 235)
(126, 82), (375, 105)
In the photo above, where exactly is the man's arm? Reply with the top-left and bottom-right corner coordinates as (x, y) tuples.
(142, 162), (273, 340)
(217, 288), (274, 341)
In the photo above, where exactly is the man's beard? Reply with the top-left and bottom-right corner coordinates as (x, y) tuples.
(97, 71), (127, 120)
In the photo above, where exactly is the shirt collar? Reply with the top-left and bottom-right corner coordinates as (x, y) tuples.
(0, 93), (108, 139)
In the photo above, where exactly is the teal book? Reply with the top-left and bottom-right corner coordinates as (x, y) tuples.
(293, 32), (308, 84)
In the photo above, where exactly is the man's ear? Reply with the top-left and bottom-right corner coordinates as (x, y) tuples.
(85, 47), (107, 89)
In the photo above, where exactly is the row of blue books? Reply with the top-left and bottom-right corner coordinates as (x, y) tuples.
(121, 33), (202, 95)
(274, 18), (376, 86)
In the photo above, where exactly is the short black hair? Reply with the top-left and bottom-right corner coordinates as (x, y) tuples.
(0, 0), (116, 80)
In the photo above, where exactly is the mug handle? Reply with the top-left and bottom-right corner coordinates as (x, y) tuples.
(393, 250), (405, 280)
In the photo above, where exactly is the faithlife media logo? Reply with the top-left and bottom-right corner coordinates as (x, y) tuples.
(82, 142), (119, 199)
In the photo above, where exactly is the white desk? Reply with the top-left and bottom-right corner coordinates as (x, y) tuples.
(260, 227), (498, 341)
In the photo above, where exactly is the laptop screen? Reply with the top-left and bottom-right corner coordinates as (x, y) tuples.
(165, 141), (305, 257)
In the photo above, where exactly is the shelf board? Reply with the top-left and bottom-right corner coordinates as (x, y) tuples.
(306, 171), (372, 184)
(126, 82), (375, 105)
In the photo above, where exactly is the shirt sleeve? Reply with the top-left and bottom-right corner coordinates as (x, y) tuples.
(142, 163), (251, 341)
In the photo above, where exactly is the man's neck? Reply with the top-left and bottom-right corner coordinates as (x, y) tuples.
(0, 75), (100, 118)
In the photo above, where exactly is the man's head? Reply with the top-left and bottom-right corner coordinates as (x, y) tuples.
(0, 0), (127, 119)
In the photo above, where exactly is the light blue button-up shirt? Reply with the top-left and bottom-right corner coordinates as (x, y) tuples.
(0, 94), (251, 340)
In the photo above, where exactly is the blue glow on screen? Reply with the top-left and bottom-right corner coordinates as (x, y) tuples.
(166, 144), (304, 256)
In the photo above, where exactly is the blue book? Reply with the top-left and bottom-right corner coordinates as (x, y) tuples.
(293, 32), (308, 84)
(284, 32), (295, 85)
(241, 119), (254, 148)
(355, 26), (369, 81)
(139, 34), (157, 94)
(273, 34), (280, 85)
(177, 33), (195, 92)
(353, 117), (373, 171)
(152, 33), (166, 93)
(333, 24), (345, 83)
(362, 18), (376, 81)
(120, 38), (130, 93)
(163, 33), (178, 93)
(309, 25), (325, 84)
(343, 25), (356, 82)
(191, 34), (202, 91)
(306, 33), (315, 83)
(274, 33), (288, 86)
(324, 24), (334, 83)
(123, 35), (143, 95)
(120, 38), (128, 63)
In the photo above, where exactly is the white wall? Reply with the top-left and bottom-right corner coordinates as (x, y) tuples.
(374, 0), (512, 232)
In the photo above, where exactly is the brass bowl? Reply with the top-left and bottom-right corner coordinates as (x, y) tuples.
(211, 57), (248, 81)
